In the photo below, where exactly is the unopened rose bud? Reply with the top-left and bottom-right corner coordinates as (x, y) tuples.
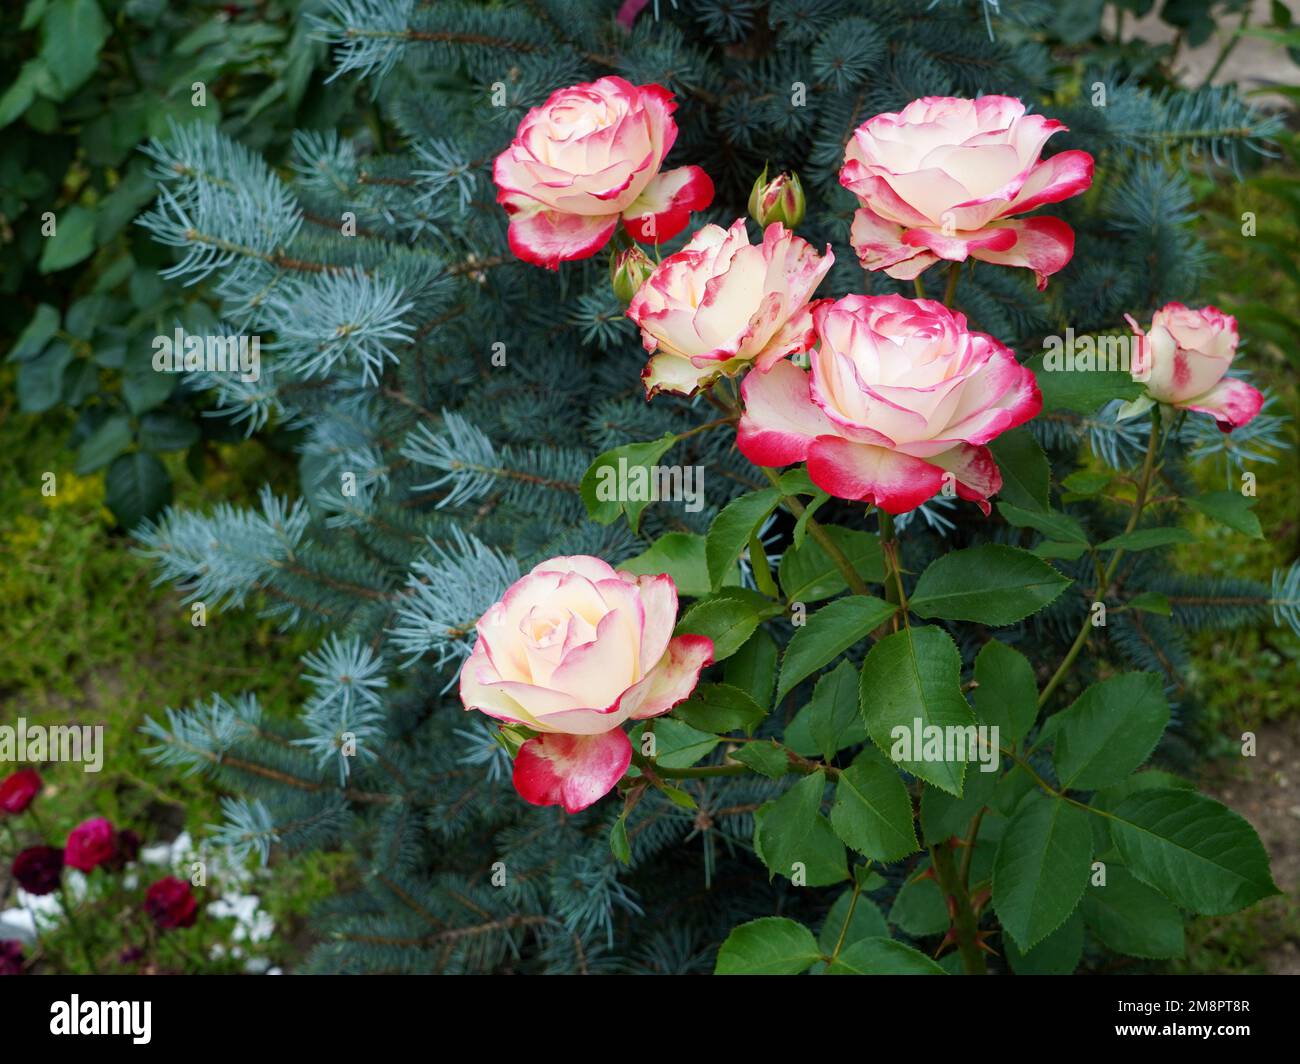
(748, 168), (805, 229)
(610, 246), (654, 303)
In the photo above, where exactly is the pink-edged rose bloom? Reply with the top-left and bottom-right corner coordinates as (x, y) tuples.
(493, 77), (714, 269)
(737, 295), (1041, 514)
(840, 95), (1094, 290)
(628, 220), (833, 397)
(459, 556), (713, 813)
(64, 816), (117, 873)
(1125, 303), (1263, 430)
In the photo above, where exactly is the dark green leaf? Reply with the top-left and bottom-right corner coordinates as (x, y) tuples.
(825, 937), (946, 975)
(105, 452), (172, 529)
(1109, 789), (1280, 914)
(909, 544), (1070, 626)
(776, 595), (894, 701)
(715, 917), (820, 975)
(706, 488), (780, 589)
(672, 683), (766, 736)
(860, 626), (975, 796)
(830, 752), (919, 862)
(1052, 673), (1169, 790)
(989, 428), (1050, 511)
(972, 639), (1037, 746)
(992, 791), (1092, 951)
(778, 525), (883, 603)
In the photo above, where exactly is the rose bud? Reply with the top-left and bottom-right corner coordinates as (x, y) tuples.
(459, 556), (713, 813)
(0, 769), (41, 814)
(0, 940), (24, 976)
(12, 845), (64, 895)
(144, 876), (198, 930)
(64, 816), (117, 873)
(1122, 303), (1263, 430)
(610, 245), (654, 304)
(748, 168), (805, 229)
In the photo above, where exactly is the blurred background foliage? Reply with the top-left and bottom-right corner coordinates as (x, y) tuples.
(1, 0), (1296, 972)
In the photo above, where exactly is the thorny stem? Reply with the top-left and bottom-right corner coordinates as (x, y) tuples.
(930, 840), (986, 975)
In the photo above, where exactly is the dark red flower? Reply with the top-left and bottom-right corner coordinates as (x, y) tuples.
(0, 940), (24, 975)
(144, 876), (198, 930)
(12, 846), (63, 895)
(103, 829), (141, 872)
(64, 817), (116, 872)
(0, 769), (41, 814)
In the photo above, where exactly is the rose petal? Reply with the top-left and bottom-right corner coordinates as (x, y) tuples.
(506, 208), (619, 269)
(1180, 377), (1265, 431)
(736, 359), (840, 467)
(806, 436), (946, 513)
(967, 216), (1075, 289)
(622, 165), (714, 244)
(625, 634), (714, 720)
(1004, 150), (1094, 215)
(928, 443), (1002, 515)
(512, 729), (633, 813)
(900, 225), (1018, 263)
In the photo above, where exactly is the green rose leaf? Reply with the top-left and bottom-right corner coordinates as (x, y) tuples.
(825, 937), (946, 975)
(972, 639), (1038, 746)
(1081, 865), (1184, 959)
(705, 488), (780, 590)
(829, 751), (919, 863)
(909, 544), (1070, 626)
(672, 682), (766, 736)
(580, 433), (676, 532)
(988, 427), (1050, 512)
(778, 525), (883, 603)
(674, 587), (781, 661)
(992, 791), (1092, 951)
(860, 626), (975, 797)
(1185, 491), (1263, 538)
(776, 595), (894, 702)
(1109, 788), (1281, 914)
(715, 917), (820, 975)
(1051, 672), (1170, 790)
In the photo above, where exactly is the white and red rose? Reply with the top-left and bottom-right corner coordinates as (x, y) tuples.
(628, 219), (833, 397)
(737, 294), (1041, 514)
(459, 556), (712, 813)
(1124, 303), (1263, 430)
(839, 95), (1093, 290)
(493, 76), (714, 269)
